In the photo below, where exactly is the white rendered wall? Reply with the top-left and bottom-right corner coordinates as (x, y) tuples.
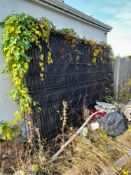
(0, 0), (107, 122)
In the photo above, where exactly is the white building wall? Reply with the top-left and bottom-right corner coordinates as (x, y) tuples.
(0, 0), (107, 122)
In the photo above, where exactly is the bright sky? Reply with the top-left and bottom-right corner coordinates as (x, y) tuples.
(64, 0), (131, 56)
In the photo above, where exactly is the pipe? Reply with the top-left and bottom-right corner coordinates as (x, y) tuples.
(51, 111), (100, 162)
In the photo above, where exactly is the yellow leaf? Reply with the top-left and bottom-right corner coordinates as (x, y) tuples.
(12, 112), (22, 125)
(47, 52), (53, 64)
(40, 54), (44, 60)
(3, 47), (8, 52)
(39, 45), (42, 51)
(36, 30), (42, 37)
(39, 62), (44, 67)
(28, 121), (31, 125)
(10, 26), (15, 32)
(12, 64), (17, 68)
(14, 79), (21, 86)
(92, 57), (96, 64)
(40, 73), (44, 78)
(28, 139), (32, 143)
(93, 52), (97, 57)
(24, 62), (28, 70)
(41, 67), (44, 72)
(122, 169), (129, 175)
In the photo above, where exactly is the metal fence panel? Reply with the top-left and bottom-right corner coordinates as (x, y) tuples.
(26, 32), (113, 141)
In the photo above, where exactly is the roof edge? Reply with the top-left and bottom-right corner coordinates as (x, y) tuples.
(32, 0), (112, 32)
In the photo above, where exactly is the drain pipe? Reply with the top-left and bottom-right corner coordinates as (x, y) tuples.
(51, 111), (99, 162)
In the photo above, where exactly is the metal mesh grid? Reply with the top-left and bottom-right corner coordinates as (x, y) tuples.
(26, 32), (113, 142)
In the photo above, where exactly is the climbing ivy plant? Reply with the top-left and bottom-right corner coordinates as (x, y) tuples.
(0, 122), (18, 140)
(0, 13), (53, 125)
(56, 28), (78, 47)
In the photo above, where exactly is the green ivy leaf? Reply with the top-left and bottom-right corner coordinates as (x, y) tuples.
(40, 54), (44, 60)
(31, 164), (39, 173)
(0, 124), (4, 135)
(0, 21), (5, 27)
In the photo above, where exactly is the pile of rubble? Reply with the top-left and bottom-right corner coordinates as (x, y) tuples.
(89, 101), (131, 137)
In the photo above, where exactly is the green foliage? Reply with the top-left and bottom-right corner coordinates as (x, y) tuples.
(105, 96), (115, 103)
(83, 37), (114, 64)
(0, 13), (113, 141)
(1, 13), (52, 127)
(120, 169), (129, 175)
(0, 122), (19, 140)
(31, 164), (39, 173)
(57, 28), (78, 47)
(0, 21), (5, 27)
(57, 28), (77, 38)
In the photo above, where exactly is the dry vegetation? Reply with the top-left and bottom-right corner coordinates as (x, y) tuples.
(51, 128), (131, 175)
(0, 126), (131, 175)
